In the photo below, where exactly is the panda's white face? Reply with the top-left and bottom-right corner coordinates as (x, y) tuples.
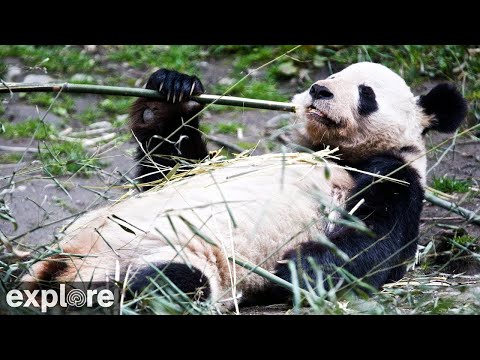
(293, 62), (425, 162)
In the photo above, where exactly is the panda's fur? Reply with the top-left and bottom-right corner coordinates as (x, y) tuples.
(22, 62), (467, 307)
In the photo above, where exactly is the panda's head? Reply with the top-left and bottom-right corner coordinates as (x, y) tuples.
(293, 62), (467, 182)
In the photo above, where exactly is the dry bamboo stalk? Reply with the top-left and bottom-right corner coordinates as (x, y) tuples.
(0, 82), (297, 112)
(69, 127), (112, 137)
(0, 145), (38, 153)
(425, 192), (480, 226)
(205, 135), (245, 153)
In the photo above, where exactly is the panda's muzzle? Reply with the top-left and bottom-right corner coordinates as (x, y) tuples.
(306, 105), (340, 128)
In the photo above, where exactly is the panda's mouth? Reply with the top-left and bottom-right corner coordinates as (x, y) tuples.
(306, 106), (338, 127)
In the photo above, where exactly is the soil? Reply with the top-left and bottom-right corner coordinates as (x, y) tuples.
(1, 55), (479, 315)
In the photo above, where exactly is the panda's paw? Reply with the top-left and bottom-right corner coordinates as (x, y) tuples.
(146, 69), (205, 104)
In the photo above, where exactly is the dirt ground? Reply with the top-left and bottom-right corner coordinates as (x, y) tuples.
(1, 54), (479, 314)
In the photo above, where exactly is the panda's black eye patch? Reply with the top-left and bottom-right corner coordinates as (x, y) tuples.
(360, 85), (375, 98)
(358, 85), (378, 116)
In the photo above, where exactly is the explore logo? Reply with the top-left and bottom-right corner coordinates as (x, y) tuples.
(6, 285), (116, 313)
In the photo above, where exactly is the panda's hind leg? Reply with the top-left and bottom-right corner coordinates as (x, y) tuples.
(385, 264), (407, 283)
(127, 262), (211, 302)
(124, 242), (229, 309)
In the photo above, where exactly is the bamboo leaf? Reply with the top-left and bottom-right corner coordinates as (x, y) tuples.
(178, 215), (218, 247)
(0, 199), (17, 231)
(107, 215), (136, 235)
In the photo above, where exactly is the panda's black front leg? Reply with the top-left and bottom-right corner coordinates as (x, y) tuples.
(275, 154), (424, 297)
(129, 69), (209, 186)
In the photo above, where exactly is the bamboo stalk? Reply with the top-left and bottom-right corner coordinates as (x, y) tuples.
(2, 82), (479, 227)
(425, 192), (480, 226)
(0, 82), (297, 112)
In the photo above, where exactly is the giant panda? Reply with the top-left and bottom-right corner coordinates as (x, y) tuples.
(22, 62), (467, 308)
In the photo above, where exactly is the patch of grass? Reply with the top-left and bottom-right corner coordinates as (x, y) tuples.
(238, 141), (257, 149)
(233, 46), (286, 71)
(39, 141), (103, 176)
(212, 79), (289, 102)
(325, 45), (479, 109)
(107, 45), (201, 73)
(103, 75), (138, 87)
(199, 123), (213, 135)
(209, 45), (302, 76)
(53, 197), (78, 214)
(0, 103), (5, 116)
(215, 122), (243, 135)
(99, 97), (133, 115)
(115, 133), (131, 144)
(23, 93), (75, 116)
(0, 153), (23, 164)
(1, 118), (54, 140)
(431, 176), (473, 193)
(266, 140), (278, 152)
(410, 295), (458, 315)
(453, 234), (477, 246)
(68, 74), (96, 84)
(76, 107), (104, 125)
(23, 92), (54, 108)
(239, 81), (289, 102)
(207, 45), (303, 101)
(0, 45), (96, 76)
(208, 45), (259, 56)
(77, 98), (132, 125)
(112, 116), (128, 129)
(206, 46), (303, 105)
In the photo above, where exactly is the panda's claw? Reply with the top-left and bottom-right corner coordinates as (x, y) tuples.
(145, 69), (205, 104)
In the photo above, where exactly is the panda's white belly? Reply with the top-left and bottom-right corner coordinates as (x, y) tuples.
(60, 154), (353, 297)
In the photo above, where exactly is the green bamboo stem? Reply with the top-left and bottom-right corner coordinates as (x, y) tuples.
(425, 192), (480, 226)
(0, 82), (297, 112)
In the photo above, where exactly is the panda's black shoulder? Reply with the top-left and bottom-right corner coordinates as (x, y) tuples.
(345, 151), (424, 213)
(349, 152), (412, 178)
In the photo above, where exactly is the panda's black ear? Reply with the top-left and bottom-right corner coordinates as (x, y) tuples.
(418, 83), (468, 133)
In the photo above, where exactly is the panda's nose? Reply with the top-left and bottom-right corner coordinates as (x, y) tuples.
(310, 85), (334, 100)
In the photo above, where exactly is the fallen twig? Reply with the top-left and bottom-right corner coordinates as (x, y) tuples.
(82, 133), (116, 147)
(205, 135), (245, 153)
(52, 132), (116, 147)
(69, 127), (112, 137)
(96, 137), (120, 154)
(420, 216), (465, 221)
(0, 145), (38, 153)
